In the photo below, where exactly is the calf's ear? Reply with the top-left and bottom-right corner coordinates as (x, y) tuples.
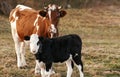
(39, 10), (47, 17)
(59, 10), (66, 17)
(39, 37), (44, 41)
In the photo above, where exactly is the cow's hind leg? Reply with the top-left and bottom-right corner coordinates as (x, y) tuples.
(11, 28), (27, 68)
(73, 54), (84, 77)
(66, 59), (73, 77)
(20, 42), (27, 68)
(13, 35), (22, 68)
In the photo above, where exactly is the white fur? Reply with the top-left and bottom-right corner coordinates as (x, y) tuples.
(16, 4), (32, 11)
(47, 5), (58, 38)
(48, 4), (57, 11)
(35, 60), (41, 74)
(66, 59), (73, 77)
(76, 65), (84, 77)
(50, 24), (57, 33)
(34, 15), (40, 26)
(48, 5), (56, 22)
(49, 24), (57, 38)
(65, 55), (73, 77)
(33, 15), (40, 34)
(35, 60), (55, 77)
(30, 34), (39, 54)
(10, 10), (27, 68)
(48, 10), (51, 21)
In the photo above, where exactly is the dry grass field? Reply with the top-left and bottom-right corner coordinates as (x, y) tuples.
(0, 5), (120, 77)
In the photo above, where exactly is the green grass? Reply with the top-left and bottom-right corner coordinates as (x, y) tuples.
(0, 5), (120, 77)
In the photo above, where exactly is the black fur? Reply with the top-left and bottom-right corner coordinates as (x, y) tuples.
(24, 36), (30, 40)
(35, 34), (83, 72)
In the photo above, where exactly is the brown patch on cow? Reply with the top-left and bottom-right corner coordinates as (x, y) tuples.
(16, 12), (38, 41)
(33, 17), (51, 38)
(15, 9), (52, 41)
(9, 4), (66, 41)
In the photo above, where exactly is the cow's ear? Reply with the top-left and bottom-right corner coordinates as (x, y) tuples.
(39, 37), (44, 41)
(39, 10), (47, 17)
(59, 10), (66, 17)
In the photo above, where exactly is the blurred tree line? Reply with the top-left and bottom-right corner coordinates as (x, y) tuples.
(0, 0), (120, 15)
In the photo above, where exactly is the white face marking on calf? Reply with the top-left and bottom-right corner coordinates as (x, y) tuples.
(30, 34), (39, 54)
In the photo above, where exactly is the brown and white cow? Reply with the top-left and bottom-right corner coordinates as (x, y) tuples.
(9, 4), (66, 68)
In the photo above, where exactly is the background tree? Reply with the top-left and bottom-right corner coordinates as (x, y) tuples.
(0, 0), (120, 15)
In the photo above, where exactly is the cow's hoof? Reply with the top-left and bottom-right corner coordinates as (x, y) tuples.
(19, 65), (28, 69)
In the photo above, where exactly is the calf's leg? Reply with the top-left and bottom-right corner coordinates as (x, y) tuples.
(66, 59), (73, 77)
(35, 60), (41, 75)
(73, 55), (84, 77)
(45, 63), (53, 77)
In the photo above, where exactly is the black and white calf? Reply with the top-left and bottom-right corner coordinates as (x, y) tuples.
(30, 34), (84, 77)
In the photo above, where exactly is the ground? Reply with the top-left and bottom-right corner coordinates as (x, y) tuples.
(0, 5), (120, 77)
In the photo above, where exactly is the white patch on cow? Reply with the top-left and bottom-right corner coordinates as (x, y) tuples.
(48, 4), (57, 21)
(49, 4), (57, 11)
(42, 17), (46, 21)
(34, 15), (40, 34)
(50, 24), (57, 33)
(36, 25), (39, 33)
(10, 11), (17, 29)
(34, 15), (40, 26)
(49, 24), (57, 38)
(30, 34), (39, 54)
(48, 10), (51, 21)
(16, 4), (32, 11)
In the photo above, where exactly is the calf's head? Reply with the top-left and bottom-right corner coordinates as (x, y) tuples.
(30, 34), (41, 54)
(30, 34), (44, 54)
(39, 4), (66, 37)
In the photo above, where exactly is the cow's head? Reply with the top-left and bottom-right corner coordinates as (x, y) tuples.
(39, 4), (66, 38)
